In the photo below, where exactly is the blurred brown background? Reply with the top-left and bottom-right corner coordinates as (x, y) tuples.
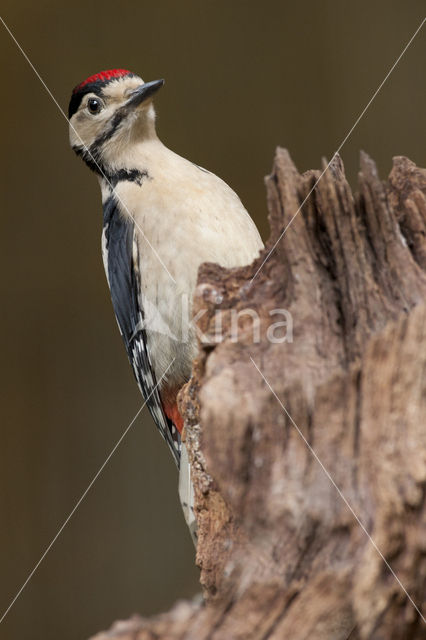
(0, 1), (424, 639)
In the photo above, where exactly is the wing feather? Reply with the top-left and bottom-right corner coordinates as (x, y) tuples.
(102, 194), (181, 467)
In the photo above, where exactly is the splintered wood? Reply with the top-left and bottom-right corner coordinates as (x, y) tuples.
(92, 150), (426, 640)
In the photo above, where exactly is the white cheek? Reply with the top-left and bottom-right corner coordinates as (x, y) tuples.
(70, 111), (108, 149)
(69, 126), (77, 147)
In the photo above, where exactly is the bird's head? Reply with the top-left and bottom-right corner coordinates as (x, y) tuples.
(68, 69), (164, 173)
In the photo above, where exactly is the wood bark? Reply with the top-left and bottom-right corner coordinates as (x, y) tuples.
(91, 150), (426, 640)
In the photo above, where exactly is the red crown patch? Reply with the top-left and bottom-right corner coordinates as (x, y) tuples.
(73, 69), (133, 94)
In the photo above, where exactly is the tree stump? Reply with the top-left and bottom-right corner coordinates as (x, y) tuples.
(91, 149), (426, 640)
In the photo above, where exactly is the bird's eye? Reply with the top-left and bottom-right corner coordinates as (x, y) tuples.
(87, 98), (102, 114)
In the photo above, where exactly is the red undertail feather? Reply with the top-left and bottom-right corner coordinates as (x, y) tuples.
(164, 402), (184, 434)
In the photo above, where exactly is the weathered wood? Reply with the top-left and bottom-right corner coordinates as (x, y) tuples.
(91, 150), (426, 640)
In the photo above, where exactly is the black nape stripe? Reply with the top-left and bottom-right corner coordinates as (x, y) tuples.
(108, 168), (150, 187)
(71, 145), (150, 188)
(72, 145), (104, 175)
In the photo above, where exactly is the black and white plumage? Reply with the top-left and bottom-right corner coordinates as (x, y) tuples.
(68, 69), (263, 538)
(102, 193), (181, 467)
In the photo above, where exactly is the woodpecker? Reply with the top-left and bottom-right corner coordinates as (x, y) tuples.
(68, 69), (263, 534)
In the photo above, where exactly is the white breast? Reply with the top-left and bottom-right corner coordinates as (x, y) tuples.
(112, 141), (263, 389)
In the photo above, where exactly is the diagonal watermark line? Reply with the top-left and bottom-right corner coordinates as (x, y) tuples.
(0, 359), (175, 626)
(250, 16), (426, 285)
(250, 356), (426, 625)
(0, 15), (176, 284)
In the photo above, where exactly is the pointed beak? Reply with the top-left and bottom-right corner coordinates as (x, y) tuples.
(126, 79), (165, 109)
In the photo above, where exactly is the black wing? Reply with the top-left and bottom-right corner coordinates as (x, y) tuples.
(102, 195), (181, 467)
